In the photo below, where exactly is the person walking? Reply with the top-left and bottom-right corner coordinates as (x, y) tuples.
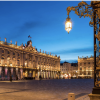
(39, 75), (42, 80)
(10, 74), (12, 82)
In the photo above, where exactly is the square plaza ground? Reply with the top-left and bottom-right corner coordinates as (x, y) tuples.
(0, 79), (93, 100)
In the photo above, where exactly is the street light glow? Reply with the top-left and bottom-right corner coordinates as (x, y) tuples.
(65, 17), (72, 33)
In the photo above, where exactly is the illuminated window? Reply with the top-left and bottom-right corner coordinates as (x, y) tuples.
(25, 62), (27, 67)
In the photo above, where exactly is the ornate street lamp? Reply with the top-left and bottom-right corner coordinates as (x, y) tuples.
(65, 16), (72, 33)
(65, 1), (100, 99)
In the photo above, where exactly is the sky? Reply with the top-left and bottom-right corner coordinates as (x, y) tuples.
(0, 1), (93, 63)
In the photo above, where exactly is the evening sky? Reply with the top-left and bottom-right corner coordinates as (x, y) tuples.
(0, 1), (93, 63)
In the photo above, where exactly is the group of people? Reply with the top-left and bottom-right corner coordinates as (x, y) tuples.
(10, 75), (18, 82)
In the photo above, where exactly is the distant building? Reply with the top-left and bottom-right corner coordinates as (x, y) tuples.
(60, 61), (72, 79)
(71, 63), (78, 78)
(78, 56), (95, 78)
(0, 38), (60, 80)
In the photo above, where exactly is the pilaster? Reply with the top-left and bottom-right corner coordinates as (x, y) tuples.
(20, 52), (23, 67)
(10, 50), (13, 64)
(15, 52), (17, 66)
(31, 55), (33, 68)
(4, 49), (7, 64)
(27, 54), (29, 67)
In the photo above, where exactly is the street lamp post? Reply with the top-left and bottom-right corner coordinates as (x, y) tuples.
(65, 1), (100, 99)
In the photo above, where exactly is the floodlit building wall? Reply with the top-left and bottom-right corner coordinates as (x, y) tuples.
(0, 38), (60, 80)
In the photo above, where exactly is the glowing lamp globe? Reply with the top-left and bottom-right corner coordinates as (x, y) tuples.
(65, 17), (72, 33)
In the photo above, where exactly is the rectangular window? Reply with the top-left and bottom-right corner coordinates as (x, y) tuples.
(13, 52), (15, 55)
(88, 62), (90, 64)
(8, 51), (10, 54)
(88, 71), (90, 75)
(18, 53), (19, 56)
(2, 50), (4, 53)
(84, 63), (86, 66)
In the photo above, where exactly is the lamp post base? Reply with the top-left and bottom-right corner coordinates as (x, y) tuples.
(92, 87), (100, 94)
(88, 93), (100, 100)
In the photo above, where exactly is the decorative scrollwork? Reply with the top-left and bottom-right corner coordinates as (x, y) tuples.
(95, 32), (100, 41)
(95, 71), (100, 87)
(66, 1), (100, 88)
(94, 44), (97, 51)
(67, 1), (93, 27)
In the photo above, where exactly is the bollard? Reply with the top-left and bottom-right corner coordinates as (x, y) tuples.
(68, 93), (75, 100)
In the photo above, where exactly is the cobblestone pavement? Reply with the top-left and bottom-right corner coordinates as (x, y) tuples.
(0, 79), (93, 100)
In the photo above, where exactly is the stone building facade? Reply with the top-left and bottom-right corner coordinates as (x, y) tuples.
(60, 62), (78, 79)
(60, 62), (72, 79)
(0, 38), (60, 80)
(71, 63), (78, 78)
(78, 56), (94, 78)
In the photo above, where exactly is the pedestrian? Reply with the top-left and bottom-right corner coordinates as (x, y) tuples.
(39, 75), (42, 80)
(10, 75), (12, 82)
(16, 75), (18, 80)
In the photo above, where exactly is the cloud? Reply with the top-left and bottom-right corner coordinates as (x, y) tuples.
(7, 21), (47, 39)
(51, 47), (93, 55)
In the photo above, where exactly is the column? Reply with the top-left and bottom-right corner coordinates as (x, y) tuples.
(31, 55), (33, 68)
(15, 52), (17, 66)
(4, 49), (7, 65)
(0, 48), (2, 64)
(35, 56), (39, 79)
(20, 52), (23, 67)
(10, 50), (13, 65)
(27, 54), (29, 67)
(0, 67), (2, 79)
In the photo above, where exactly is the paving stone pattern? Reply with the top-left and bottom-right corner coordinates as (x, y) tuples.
(0, 79), (93, 100)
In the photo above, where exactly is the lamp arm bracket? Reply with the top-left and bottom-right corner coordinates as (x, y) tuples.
(67, 1), (93, 27)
